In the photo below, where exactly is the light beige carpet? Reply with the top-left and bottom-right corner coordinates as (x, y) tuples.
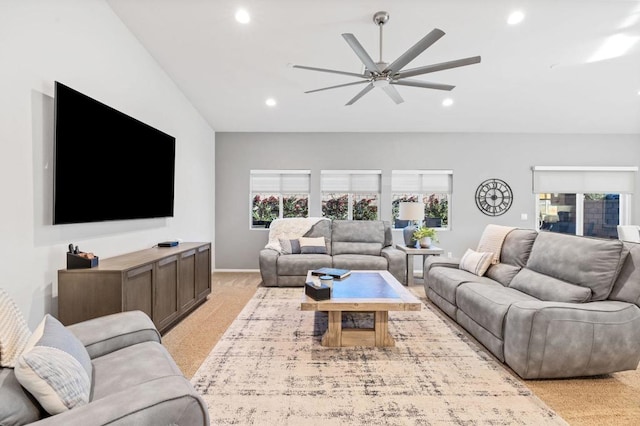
(190, 287), (566, 425)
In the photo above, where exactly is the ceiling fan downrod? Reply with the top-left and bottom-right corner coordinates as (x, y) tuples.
(373, 11), (389, 67)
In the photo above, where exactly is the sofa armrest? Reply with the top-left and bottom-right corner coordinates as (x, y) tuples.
(30, 376), (209, 426)
(259, 248), (280, 286)
(381, 246), (407, 285)
(423, 256), (460, 279)
(66, 310), (160, 360)
(504, 300), (640, 379)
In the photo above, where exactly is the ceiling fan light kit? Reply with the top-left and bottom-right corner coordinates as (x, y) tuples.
(292, 11), (481, 106)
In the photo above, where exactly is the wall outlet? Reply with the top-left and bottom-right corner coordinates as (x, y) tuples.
(520, 213), (528, 220)
(447, 252), (452, 258)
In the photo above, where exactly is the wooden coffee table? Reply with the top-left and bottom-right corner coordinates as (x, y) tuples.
(300, 270), (422, 347)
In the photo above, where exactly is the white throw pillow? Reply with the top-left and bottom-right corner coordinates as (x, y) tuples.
(14, 315), (92, 415)
(459, 248), (494, 276)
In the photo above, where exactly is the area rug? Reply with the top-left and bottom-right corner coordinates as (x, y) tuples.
(191, 287), (567, 425)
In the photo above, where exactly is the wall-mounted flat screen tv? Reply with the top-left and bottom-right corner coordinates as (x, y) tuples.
(53, 81), (176, 225)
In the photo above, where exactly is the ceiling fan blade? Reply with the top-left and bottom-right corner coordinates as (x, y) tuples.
(305, 80), (370, 94)
(292, 64), (367, 79)
(345, 83), (374, 106)
(383, 28), (445, 73)
(395, 56), (481, 79)
(392, 79), (455, 91)
(381, 84), (404, 104)
(342, 33), (379, 74)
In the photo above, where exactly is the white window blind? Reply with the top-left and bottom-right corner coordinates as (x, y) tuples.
(250, 170), (310, 193)
(391, 170), (453, 193)
(532, 166), (637, 194)
(321, 170), (381, 193)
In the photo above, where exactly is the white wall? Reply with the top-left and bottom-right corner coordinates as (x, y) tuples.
(215, 132), (640, 270)
(0, 0), (215, 327)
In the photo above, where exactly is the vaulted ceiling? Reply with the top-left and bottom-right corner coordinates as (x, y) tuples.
(107, 0), (640, 133)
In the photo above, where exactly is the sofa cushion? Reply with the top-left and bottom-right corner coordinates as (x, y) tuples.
(0, 288), (32, 368)
(609, 242), (640, 307)
(331, 220), (385, 255)
(485, 263), (521, 287)
(499, 229), (538, 267)
(15, 315), (93, 415)
(456, 283), (538, 340)
(299, 237), (328, 254)
(332, 254), (388, 271)
(509, 268), (592, 303)
(526, 231), (628, 301)
(277, 254), (332, 276)
(428, 268), (499, 306)
(91, 341), (182, 401)
(0, 368), (43, 425)
(459, 249), (493, 276)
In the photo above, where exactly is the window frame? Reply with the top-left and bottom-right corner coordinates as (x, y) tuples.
(249, 170), (311, 229)
(320, 170), (381, 221)
(391, 170), (453, 230)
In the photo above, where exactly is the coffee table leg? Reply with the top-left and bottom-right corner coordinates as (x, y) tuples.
(322, 311), (342, 347)
(374, 311), (395, 347)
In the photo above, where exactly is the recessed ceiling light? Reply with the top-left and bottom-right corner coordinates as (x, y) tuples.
(442, 98), (454, 107)
(507, 11), (525, 25)
(265, 98), (277, 107)
(235, 9), (250, 24)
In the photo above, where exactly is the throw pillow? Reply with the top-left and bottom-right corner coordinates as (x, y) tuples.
(279, 238), (301, 255)
(15, 315), (92, 415)
(299, 237), (327, 254)
(0, 288), (32, 368)
(459, 248), (494, 276)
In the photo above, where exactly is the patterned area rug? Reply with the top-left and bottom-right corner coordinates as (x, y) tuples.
(191, 288), (567, 425)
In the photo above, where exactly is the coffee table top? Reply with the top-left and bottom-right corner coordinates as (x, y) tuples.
(301, 270), (422, 312)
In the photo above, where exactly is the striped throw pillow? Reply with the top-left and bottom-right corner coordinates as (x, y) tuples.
(459, 248), (494, 276)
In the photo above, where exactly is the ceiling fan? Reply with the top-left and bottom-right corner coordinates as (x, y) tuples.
(292, 11), (481, 106)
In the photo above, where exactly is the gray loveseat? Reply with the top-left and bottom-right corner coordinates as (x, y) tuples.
(1, 310), (209, 425)
(259, 219), (407, 286)
(424, 228), (640, 379)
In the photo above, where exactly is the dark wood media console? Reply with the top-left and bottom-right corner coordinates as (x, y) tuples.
(58, 242), (211, 334)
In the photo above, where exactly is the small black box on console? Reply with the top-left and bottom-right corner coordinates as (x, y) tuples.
(304, 282), (331, 301)
(158, 241), (179, 247)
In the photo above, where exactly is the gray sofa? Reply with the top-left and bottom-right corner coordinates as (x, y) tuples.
(424, 228), (640, 379)
(259, 219), (407, 286)
(1, 310), (209, 425)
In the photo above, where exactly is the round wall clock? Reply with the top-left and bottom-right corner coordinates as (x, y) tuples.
(475, 178), (513, 216)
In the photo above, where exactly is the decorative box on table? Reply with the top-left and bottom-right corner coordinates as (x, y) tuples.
(305, 282), (331, 301)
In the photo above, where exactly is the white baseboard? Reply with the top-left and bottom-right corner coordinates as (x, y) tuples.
(214, 269), (260, 273)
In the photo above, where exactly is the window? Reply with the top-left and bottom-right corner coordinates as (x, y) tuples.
(533, 166), (637, 238)
(321, 170), (381, 220)
(391, 170), (453, 229)
(250, 170), (310, 229)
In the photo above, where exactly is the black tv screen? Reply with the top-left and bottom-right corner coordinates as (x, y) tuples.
(53, 81), (176, 225)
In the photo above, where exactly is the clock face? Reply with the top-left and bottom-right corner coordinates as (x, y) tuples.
(475, 178), (513, 216)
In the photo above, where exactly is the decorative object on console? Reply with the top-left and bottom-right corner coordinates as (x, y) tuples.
(399, 202), (424, 246)
(475, 178), (513, 216)
(66, 243), (98, 269)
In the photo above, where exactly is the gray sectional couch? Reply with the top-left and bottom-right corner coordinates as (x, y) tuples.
(424, 228), (640, 379)
(1, 310), (208, 425)
(259, 219), (407, 286)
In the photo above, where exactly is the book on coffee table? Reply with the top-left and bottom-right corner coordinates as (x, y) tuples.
(310, 267), (351, 279)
